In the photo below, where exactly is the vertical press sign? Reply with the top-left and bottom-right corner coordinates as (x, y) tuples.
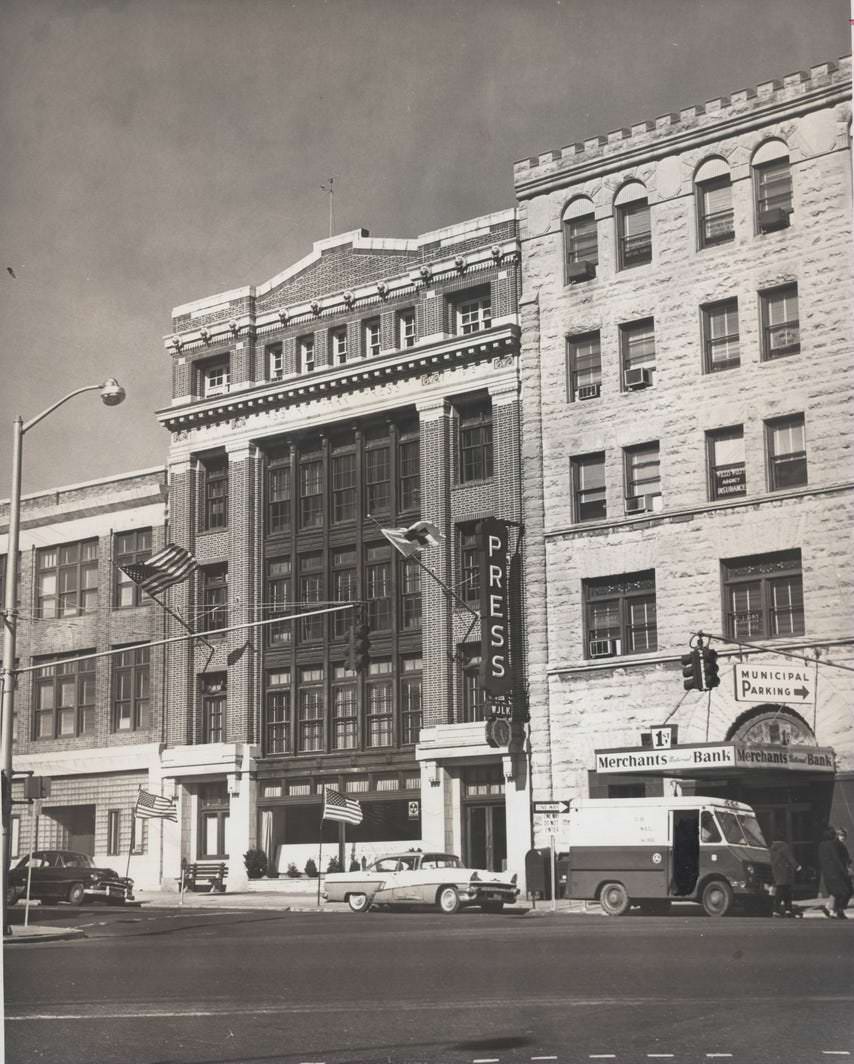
(477, 517), (511, 695)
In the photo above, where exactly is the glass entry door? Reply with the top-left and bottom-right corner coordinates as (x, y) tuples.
(465, 803), (507, 872)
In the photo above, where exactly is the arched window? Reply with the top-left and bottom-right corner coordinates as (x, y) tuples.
(614, 183), (651, 270)
(752, 140), (792, 231)
(562, 197), (598, 283)
(695, 158), (734, 248)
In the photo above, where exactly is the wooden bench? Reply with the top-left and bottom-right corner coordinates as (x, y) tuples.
(182, 861), (227, 893)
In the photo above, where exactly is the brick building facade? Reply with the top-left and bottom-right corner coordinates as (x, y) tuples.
(156, 212), (530, 889)
(1, 468), (169, 889)
(515, 59), (853, 869)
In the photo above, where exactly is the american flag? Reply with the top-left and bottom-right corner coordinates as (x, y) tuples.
(322, 786), (363, 825)
(121, 543), (199, 597)
(380, 519), (443, 559)
(135, 789), (177, 822)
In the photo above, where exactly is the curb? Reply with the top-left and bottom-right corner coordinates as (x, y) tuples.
(4, 927), (87, 944)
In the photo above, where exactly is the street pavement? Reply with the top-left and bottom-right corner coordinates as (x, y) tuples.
(4, 900), (852, 1064)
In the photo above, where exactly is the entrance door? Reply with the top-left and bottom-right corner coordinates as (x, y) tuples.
(465, 804), (507, 872)
(51, 806), (96, 856)
(753, 800), (814, 870)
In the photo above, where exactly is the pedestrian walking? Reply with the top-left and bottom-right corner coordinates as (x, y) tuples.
(769, 839), (800, 917)
(817, 826), (852, 919)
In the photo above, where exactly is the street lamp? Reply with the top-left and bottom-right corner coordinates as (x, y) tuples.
(1, 379), (126, 934)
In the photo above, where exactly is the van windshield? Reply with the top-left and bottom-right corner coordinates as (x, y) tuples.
(715, 811), (767, 848)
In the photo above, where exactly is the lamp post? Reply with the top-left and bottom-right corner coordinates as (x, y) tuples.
(1, 379), (126, 934)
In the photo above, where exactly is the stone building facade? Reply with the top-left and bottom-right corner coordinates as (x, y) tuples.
(515, 58), (853, 868)
(156, 212), (530, 889)
(1, 468), (169, 889)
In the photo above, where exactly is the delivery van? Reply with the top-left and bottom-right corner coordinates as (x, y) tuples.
(561, 796), (773, 917)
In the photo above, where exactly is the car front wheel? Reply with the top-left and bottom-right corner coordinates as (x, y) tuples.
(347, 892), (371, 913)
(67, 882), (86, 906)
(437, 886), (461, 914)
(701, 879), (734, 917)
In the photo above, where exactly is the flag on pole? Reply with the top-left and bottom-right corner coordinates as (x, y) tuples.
(379, 519), (443, 559)
(120, 543), (199, 596)
(322, 786), (363, 825)
(135, 789), (177, 822)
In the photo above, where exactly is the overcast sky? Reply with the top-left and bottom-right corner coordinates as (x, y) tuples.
(0, 0), (848, 498)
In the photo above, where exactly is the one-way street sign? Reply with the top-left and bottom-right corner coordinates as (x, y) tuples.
(733, 663), (814, 705)
(533, 800), (570, 814)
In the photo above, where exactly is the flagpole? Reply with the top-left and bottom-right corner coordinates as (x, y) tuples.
(338, 820), (346, 873)
(317, 809), (324, 907)
(125, 804), (135, 882)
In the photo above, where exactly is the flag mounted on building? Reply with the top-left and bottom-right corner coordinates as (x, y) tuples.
(322, 786), (363, 825)
(380, 519), (443, 559)
(120, 543), (199, 597)
(135, 789), (177, 822)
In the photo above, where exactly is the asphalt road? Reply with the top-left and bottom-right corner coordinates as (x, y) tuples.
(4, 904), (853, 1064)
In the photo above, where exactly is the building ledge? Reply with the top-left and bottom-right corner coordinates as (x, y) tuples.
(160, 743), (257, 777)
(417, 722), (494, 761)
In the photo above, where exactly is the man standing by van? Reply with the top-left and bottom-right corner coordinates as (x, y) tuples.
(769, 839), (800, 917)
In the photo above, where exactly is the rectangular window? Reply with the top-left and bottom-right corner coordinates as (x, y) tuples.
(398, 438), (420, 511)
(624, 442), (661, 513)
(723, 550), (804, 640)
(11, 816), (21, 859)
(299, 459), (323, 528)
(266, 342), (284, 380)
(459, 401), (493, 482)
(332, 549), (357, 640)
(703, 299), (740, 372)
(266, 452), (291, 534)
(571, 453), (606, 522)
(114, 528), (153, 608)
(199, 359), (230, 397)
(267, 558), (292, 648)
(332, 673), (358, 750)
(298, 335), (315, 373)
(584, 571), (657, 658)
(365, 447), (391, 514)
(400, 560), (422, 630)
(400, 657), (422, 745)
(363, 318), (381, 357)
(761, 285), (800, 360)
(200, 674), (226, 744)
(460, 646), (487, 723)
(112, 645), (150, 732)
(456, 291), (492, 334)
(36, 539), (98, 619)
(34, 654), (96, 739)
(621, 319), (656, 389)
(297, 667), (324, 752)
(332, 453), (356, 523)
(299, 554), (324, 643)
(398, 309), (416, 348)
(265, 670), (291, 754)
(366, 546), (391, 631)
(202, 457), (228, 531)
(707, 427), (746, 501)
(565, 213), (598, 277)
(756, 158), (793, 226)
(107, 810), (121, 856)
(366, 668), (393, 748)
(698, 176), (734, 247)
(459, 525), (480, 603)
(567, 332), (602, 401)
(766, 414), (807, 491)
(199, 564), (228, 633)
(331, 327), (348, 365)
(617, 200), (652, 269)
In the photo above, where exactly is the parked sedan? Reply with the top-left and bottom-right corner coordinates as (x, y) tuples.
(7, 849), (134, 906)
(322, 851), (519, 914)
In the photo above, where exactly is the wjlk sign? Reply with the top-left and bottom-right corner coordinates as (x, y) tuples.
(477, 517), (511, 696)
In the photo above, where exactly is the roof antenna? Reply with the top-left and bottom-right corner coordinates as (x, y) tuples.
(321, 177), (335, 238)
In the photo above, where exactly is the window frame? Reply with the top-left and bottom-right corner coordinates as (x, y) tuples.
(400, 657), (422, 746)
(331, 451), (357, 524)
(702, 298), (741, 373)
(623, 441), (661, 514)
(454, 289), (492, 335)
(201, 456), (229, 532)
(198, 357), (230, 398)
(33, 654), (96, 739)
(760, 284), (800, 361)
(458, 401), (494, 483)
(266, 451), (292, 535)
(398, 309), (416, 349)
(766, 414), (807, 492)
(107, 810), (122, 856)
(706, 426), (747, 501)
(36, 538), (99, 619)
(111, 645), (151, 732)
(297, 667), (325, 753)
(398, 437), (420, 512)
(264, 669), (291, 755)
(722, 550), (804, 641)
(200, 674), (226, 744)
(363, 317), (381, 358)
(754, 156), (793, 230)
(696, 174), (734, 248)
(620, 319), (656, 390)
(564, 211), (598, 280)
(458, 524), (480, 604)
(266, 341), (285, 380)
(566, 331), (602, 401)
(330, 326), (348, 365)
(571, 452), (607, 523)
(297, 334), (315, 374)
(366, 665), (394, 748)
(583, 571), (657, 659)
(198, 564), (228, 634)
(114, 528), (153, 608)
(266, 557), (292, 649)
(298, 457), (324, 529)
(459, 645), (487, 723)
(616, 199), (652, 270)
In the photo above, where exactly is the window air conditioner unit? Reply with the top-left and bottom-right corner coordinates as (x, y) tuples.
(624, 495), (647, 514)
(589, 638), (621, 658)
(648, 493), (663, 513)
(566, 259), (596, 284)
(758, 208), (790, 233)
(624, 367), (651, 390)
(577, 383), (601, 401)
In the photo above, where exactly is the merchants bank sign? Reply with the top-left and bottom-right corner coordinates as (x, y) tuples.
(595, 742), (836, 775)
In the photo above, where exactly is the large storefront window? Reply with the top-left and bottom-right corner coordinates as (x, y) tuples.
(198, 782), (229, 858)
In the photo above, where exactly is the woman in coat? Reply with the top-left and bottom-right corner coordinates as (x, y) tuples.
(769, 839), (800, 916)
(818, 826), (852, 919)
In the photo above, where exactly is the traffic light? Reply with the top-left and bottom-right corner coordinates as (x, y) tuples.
(702, 647), (720, 689)
(681, 650), (702, 691)
(349, 622), (371, 673)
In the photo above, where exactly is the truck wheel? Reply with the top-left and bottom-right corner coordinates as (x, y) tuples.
(347, 892), (370, 913)
(437, 886), (461, 914)
(701, 879), (734, 917)
(600, 882), (630, 916)
(67, 882), (86, 906)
